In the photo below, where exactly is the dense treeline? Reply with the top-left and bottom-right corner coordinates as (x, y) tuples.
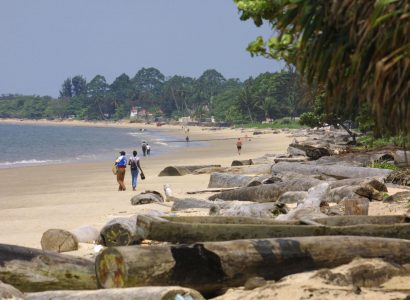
(0, 67), (310, 123)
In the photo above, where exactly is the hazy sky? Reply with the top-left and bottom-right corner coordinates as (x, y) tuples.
(0, 0), (282, 97)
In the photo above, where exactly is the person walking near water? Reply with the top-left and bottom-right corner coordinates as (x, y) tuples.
(128, 150), (144, 191)
(186, 136), (189, 143)
(236, 138), (242, 155)
(146, 144), (151, 156)
(115, 151), (127, 191)
(141, 141), (147, 156)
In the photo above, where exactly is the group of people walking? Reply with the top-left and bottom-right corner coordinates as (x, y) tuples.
(114, 142), (149, 191)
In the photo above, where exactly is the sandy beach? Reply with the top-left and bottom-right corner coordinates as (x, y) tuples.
(0, 119), (294, 255)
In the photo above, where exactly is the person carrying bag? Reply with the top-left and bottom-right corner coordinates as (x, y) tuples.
(128, 150), (144, 191)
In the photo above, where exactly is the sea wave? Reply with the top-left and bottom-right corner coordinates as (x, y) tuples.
(0, 159), (61, 168)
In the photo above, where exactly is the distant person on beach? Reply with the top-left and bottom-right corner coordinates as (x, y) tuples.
(236, 138), (242, 155)
(146, 144), (151, 156)
(141, 141), (147, 156)
(128, 150), (144, 191)
(115, 151), (127, 191)
(186, 136), (190, 143)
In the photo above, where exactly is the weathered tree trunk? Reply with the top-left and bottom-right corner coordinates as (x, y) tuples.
(208, 173), (273, 188)
(314, 215), (409, 226)
(393, 150), (410, 167)
(95, 236), (410, 296)
(274, 157), (308, 163)
(0, 244), (96, 292)
(0, 281), (24, 300)
(271, 162), (392, 179)
(136, 215), (410, 244)
(193, 164), (273, 175)
(26, 286), (204, 300)
(343, 197), (369, 215)
(99, 215), (143, 246)
(158, 165), (221, 176)
(209, 201), (287, 218)
(208, 178), (322, 202)
(231, 159), (253, 166)
(130, 190), (164, 205)
(171, 198), (217, 211)
(41, 226), (99, 253)
(288, 143), (331, 160)
(328, 177), (387, 192)
(162, 215), (299, 225)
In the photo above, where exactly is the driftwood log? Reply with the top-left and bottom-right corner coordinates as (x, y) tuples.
(136, 214), (410, 244)
(99, 215), (143, 246)
(288, 143), (331, 160)
(231, 159), (253, 166)
(158, 165), (221, 176)
(130, 190), (164, 205)
(208, 178), (322, 202)
(41, 226), (99, 253)
(192, 164), (273, 175)
(26, 286), (204, 300)
(95, 236), (410, 296)
(271, 162), (392, 179)
(0, 281), (24, 300)
(161, 215), (299, 225)
(207, 173), (275, 188)
(314, 215), (410, 226)
(171, 198), (218, 211)
(0, 243), (96, 292)
(209, 201), (287, 218)
(343, 197), (369, 215)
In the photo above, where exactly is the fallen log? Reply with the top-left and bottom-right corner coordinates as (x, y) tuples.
(41, 225), (99, 253)
(0, 243), (96, 292)
(0, 281), (24, 300)
(314, 215), (410, 226)
(343, 197), (369, 215)
(209, 201), (287, 218)
(393, 150), (410, 167)
(207, 173), (273, 188)
(95, 236), (410, 296)
(278, 191), (308, 204)
(271, 162), (392, 179)
(231, 159), (253, 166)
(187, 188), (237, 195)
(171, 198), (217, 211)
(136, 214), (410, 244)
(26, 286), (204, 300)
(99, 215), (143, 246)
(161, 215), (300, 225)
(158, 165), (221, 176)
(288, 143), (331, 160)
(130, 190), (164, 205)
(328, 177), (387, 192)
(208, 178), (322, 202)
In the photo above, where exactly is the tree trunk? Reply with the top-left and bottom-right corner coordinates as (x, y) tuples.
(209, 201), (287, 218)
(26, 286), (204, 300)
(314, 214), (409, 226)
(161, 215), (299, 225)
(208, 178), (322, 202)
(0, 244), (96, 292)
(231, 159), (253, 166)
(158, 165), (221, 176)
(41, 226), (99, 253)
(95, 236), (410, 296)
(99, 215), (143, 247)
(271, 162), (392, 179)
(0, 281), (24, 300)
(136, 215), (410, 244)
(343, 197), (369, 215)
(208, 173), (272, 188)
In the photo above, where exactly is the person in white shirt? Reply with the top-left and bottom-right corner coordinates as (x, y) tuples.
(146, 144), (151, 156)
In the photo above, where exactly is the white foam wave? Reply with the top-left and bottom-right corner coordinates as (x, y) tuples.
(0, 159), (60, 168)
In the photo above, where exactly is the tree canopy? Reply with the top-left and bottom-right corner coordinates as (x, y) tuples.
(235, 0), (410, 135)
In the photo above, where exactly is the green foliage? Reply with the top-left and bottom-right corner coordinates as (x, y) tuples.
(369, 161), (400, 171)
(357, 133), (410, 150)
(241, 118), (305, 129)
(235, 0), (410, 135)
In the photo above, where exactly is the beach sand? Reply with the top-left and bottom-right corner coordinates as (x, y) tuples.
(0, 121), (293, 256)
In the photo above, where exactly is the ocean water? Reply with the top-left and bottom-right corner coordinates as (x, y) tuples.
(0, 123), (197, 168)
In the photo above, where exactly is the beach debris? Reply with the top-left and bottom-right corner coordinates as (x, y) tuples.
(288, 142), (331, 160)
(343, 197), (370, 215)
(208, 177), (322, 202)
(278, 191), (308, 204)
(40, 225), (100, 253)
(209, 201), (288, 218)
(25, 286), (204, 300)
(231, 159), (253, 166)
(392, 150), (410, 167)
(130, 190), (164, 205)
(158, 165), (221, 176)
(171, 197), (218, 211)
(0, 243), (96, 292)
(95, 236), (410, 296)
(99, 215), (143, 247)
(207, 172), (277, 189)
(384, 191), (410, 203)
(386, 168), (410, 186)
(314, 214), (410, 226)
(272, 161), (392, 179)
(0, 280), (25, 300)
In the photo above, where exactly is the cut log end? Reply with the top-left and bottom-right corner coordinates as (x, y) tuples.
(41, 229), (78, 253)
(100, 224), (137, 247)
(96, 248), (126, 288)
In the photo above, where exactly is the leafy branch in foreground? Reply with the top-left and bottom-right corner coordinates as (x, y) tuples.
(235, 0), (410, 136)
